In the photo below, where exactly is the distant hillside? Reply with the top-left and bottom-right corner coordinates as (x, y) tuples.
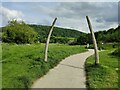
(76, 26), (120, 45)
(29, 25), (84, 38)
(1, 22), (119, 44)
(1, 23), (85, 44)
(95, 26), (120, 43)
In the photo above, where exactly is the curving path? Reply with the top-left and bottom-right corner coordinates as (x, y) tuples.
(31, 49), (94, 88)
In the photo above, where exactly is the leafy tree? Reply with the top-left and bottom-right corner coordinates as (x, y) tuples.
(94, 26), (120, 43)
(2, 20), (38, 44)
(50, 36), (70, 44)
(77, 34), (87, 45)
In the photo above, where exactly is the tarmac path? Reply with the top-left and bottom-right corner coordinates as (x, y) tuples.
(31, 49), (94, 88)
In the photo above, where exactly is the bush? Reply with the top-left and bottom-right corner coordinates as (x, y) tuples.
(112, 48), (120, 57)
(50, 36), (71, 44)
(2, 20), (38, 44)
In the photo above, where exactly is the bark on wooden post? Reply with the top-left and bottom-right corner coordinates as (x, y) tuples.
(86, 16), (99, 65)
(44, 18), (57, 62)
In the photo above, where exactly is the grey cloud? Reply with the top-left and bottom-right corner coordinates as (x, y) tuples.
(0, 6), (24, 20)
(2, 2), (118, 32)
(0, 6), (24, 26)
(56, 2), (117, 21)
(41, 2), (118, 32)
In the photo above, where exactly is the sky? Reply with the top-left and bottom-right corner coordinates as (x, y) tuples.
(0, 0), (119, 33)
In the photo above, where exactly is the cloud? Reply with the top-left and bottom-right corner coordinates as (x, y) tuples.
(0, 6), (24, 26)
(0, 6), (24, 20)
(1, 2), (118, 32)
(53, 2), (118, 21)
(35, 2), (118, 32)
(2, 0), (119, 2)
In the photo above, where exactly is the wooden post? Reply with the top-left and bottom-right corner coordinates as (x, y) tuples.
(86, 16), (99, 65)
(44, 18), (57, 62)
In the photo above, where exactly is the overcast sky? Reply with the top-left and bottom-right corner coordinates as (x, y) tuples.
(0, 0), (119, 33)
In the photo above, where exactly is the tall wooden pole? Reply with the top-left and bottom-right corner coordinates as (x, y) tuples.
(86, 16), (99, 65)
(44, 18), (57, 62)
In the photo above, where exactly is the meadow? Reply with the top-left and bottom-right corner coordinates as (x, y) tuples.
(0, 44), (2, 89)
(85, 44), (119, 88)
(2, 43), (86, 88)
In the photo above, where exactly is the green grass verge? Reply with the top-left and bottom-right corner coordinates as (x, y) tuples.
(0, 44), (2, 89)
(2, 43), (87, 88)
(89, 43), (118, 50)
(85, 49), (119, 89)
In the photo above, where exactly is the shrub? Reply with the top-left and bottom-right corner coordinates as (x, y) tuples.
(112, 48), (120, 57)
(2, 20), (38, 44)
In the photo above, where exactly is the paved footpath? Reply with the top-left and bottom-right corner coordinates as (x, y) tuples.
(31, 49), (94, 88)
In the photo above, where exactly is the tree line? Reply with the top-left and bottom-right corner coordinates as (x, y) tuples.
(76, 26), (120, 45)
(1, 20), (119, 45)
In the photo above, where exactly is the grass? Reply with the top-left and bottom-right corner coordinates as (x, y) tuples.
(85, 48), (119, 89)
(2, 43), (87, 88)
(89, 43), (119, 50)
(0, 43), (2, 89)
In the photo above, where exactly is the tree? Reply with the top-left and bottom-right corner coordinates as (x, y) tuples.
(77, 34), (87, 45)
(2, 20), (38, 44)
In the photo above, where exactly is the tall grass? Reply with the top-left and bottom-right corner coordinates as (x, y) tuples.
(85, 49), (118, 88)
(0, 43), (2, 89)
(2, 43), (86, 88)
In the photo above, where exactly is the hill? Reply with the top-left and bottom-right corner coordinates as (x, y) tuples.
(95, 26), (120, 43)
(1, 23), (85, 44)
(29, 25), (84, 38)
(29, 24), (120, 44)
(76, 26), (120, 45)
(1, 21), (119, 44)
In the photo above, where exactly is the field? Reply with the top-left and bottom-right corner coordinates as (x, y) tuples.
(85, 45), (119, 88)
(0, 44), (2, 89)
(2, 43), (86, 88)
